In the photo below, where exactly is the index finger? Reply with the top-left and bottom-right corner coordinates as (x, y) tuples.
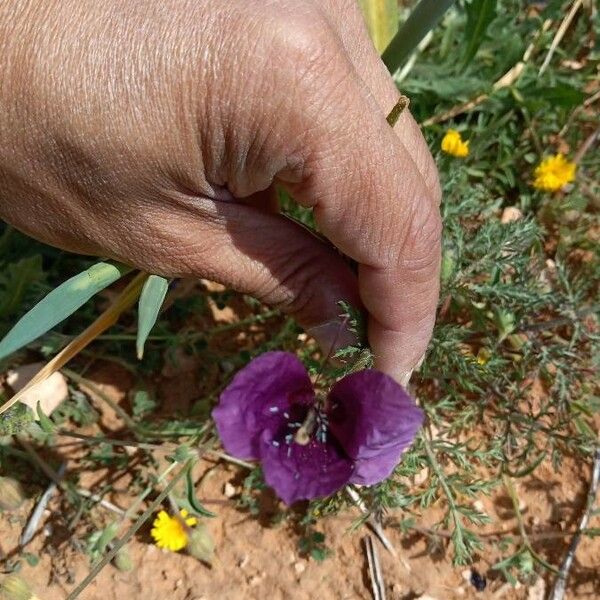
(282, 46), (441, 384)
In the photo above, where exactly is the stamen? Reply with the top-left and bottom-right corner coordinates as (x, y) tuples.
(269, 406), (279, 413)
(287, 447), (292, 458)
(283, 412), (290, 419)
(285, 434), (293, 444)
(272, 440), (280, 447)
(294, 408), (318, 446)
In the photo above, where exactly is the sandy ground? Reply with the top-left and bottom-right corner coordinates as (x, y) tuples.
(1, 363), (599, 600)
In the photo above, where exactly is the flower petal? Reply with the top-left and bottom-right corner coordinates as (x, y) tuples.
(328, 370), (424, 485)
(212, 351), (313, 460)
(259, 430), (353, 505)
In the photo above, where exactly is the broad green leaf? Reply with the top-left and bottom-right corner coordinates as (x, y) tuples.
(382, 0), (454, 74)
(0, 272), (147, 416)
(462, 0), (497, 68)
(0, 261), (130, 360)
(136, 275), (169, 359)
(358, 0), (398, 54)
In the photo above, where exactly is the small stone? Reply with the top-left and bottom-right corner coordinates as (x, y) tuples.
(294, 561), (306, 575)
(175, 579), (183, 589)
(238, 555), (249, 569)
(223, 482), (236, 498)
(249, 575), (262, 587)
(7, 363), (68, 418)
(501, 206), (523, 224)
(461, 569), (472, 583)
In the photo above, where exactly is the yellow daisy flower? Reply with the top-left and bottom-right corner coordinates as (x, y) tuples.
(151, 509), (197, 552)
(533, 154), (576, 192)
(441, 129), (469, 158)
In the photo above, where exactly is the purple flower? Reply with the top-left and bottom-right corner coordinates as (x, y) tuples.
(212, 352), (424, 505)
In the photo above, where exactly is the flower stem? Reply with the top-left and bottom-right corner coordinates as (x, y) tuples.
(382, 0), (455, 75)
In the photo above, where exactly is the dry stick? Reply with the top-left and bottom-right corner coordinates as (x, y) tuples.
(573, 125), (600, 164)
(20, 463), (66, 547)
(17, 438), (125, 517)
(548, 447), (600, 600)
(0, 272), (148, 417)
(345, 486), (405, 565)
(364, 535), (386, 600)
(539, 0), (583, 75)
(559, 89), (600, 137)
(422, 19), (553, 127)
(65, 458), (192, 600)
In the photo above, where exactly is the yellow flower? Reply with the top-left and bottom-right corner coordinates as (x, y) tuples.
(151, 509), (197, 552)
(441, 129), (469, 158)
(533, 154), (576, 192)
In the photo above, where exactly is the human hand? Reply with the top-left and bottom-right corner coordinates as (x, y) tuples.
(0, 0), (441, 384)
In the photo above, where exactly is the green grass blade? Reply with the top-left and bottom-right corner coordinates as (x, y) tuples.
(0, 261), (130, 360)
(462, 0), (497, 68)
(382, 0), (455, 74)
(136, 275), (169, 359)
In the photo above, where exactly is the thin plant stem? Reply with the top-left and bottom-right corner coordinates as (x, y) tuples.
(422, 435), (465, 551)
(122, 460), (180, 521)
(382, 0), (455, 74)
(62, 367), (139, 432)
(502, 473), (559, 574)
(65, 458), (192, 599)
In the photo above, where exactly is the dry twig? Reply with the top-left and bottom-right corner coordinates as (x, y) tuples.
(20, 463), (66, 547)
(345, 486), (409, 567)
(364, 535), (386, 600)
(548, 447), (600, 600)
(539, 0), (583, 75)
(422, 19), (552, 126)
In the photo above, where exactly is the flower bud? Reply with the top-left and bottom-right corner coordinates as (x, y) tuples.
(0, 574), (36, 600)
(186, 524), (214, 564)
(113, 547), (134, 572)
(0, 477), (26, 511)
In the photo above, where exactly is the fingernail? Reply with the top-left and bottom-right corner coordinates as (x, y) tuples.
(307, 320), (357, 360)
(398, 370), (412, 388)
(397, 351), (426, 388)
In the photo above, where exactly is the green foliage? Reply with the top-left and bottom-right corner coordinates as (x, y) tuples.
(0, 261), (130, 360)
(0, 402), (33, 436)
(136, 275), (169, 359)
(298, 529), (332, 562)
(0, 0), (597, 590)
(462, 0), (497, 68)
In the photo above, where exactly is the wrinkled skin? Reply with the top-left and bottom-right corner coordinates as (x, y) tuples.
(0, 0), (441, 383)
